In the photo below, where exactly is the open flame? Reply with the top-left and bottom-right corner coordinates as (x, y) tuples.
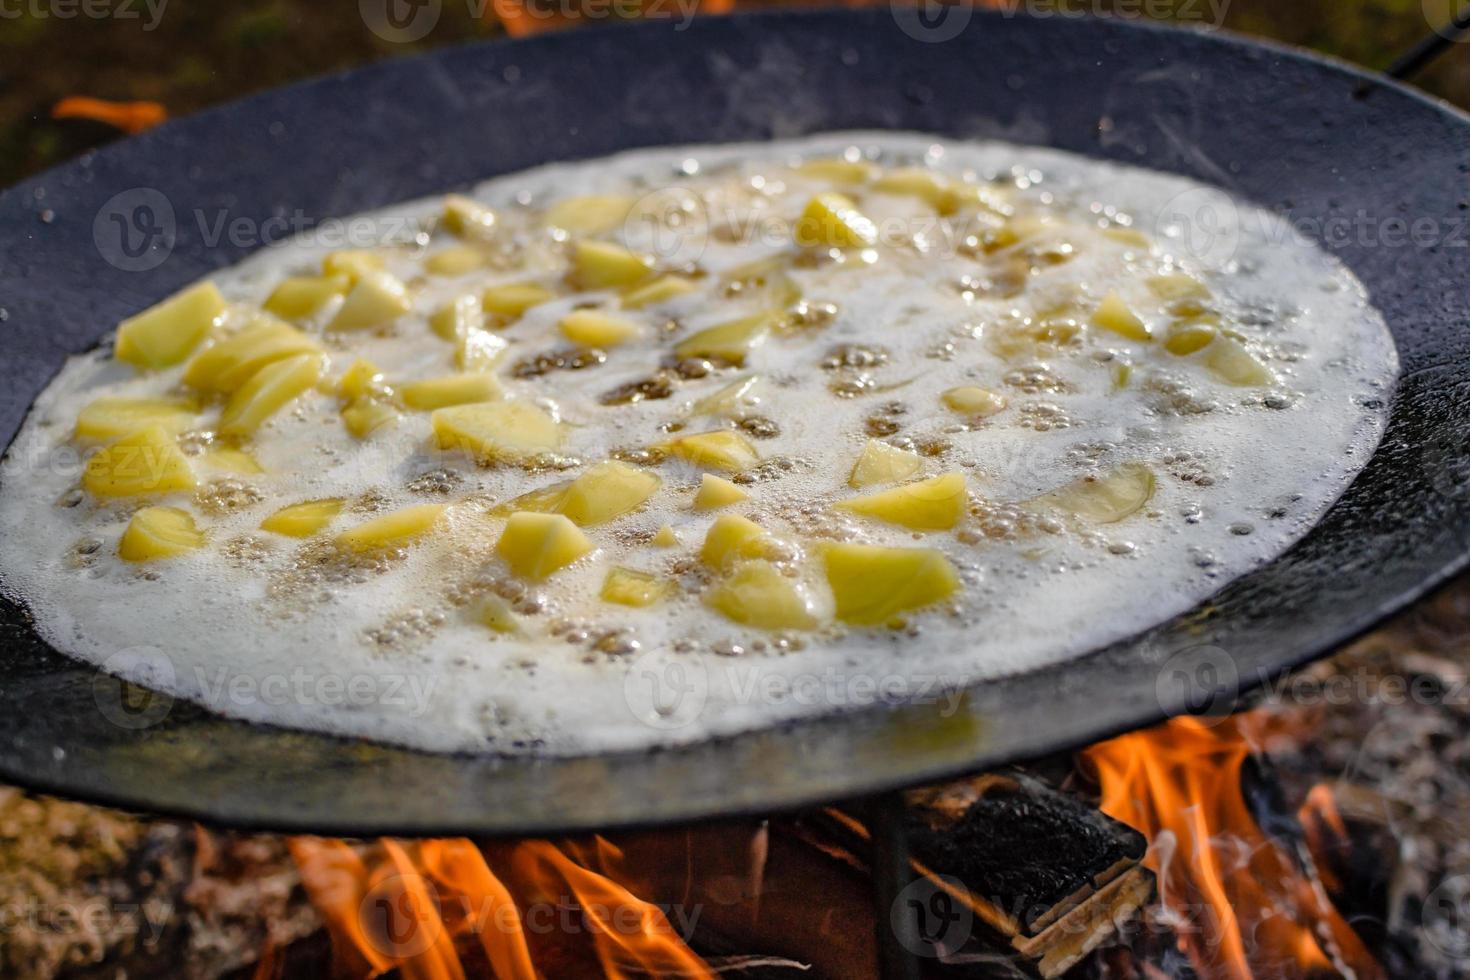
(1081, 714), (1380, 979)
(290, 835), (713, 980)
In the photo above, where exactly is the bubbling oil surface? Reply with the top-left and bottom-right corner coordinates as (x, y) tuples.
(0, 133), (1396, 755)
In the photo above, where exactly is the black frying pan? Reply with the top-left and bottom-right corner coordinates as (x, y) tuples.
(2, 9), (1469, 837)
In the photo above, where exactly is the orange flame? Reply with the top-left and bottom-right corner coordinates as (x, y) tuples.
(291, 835), (713, 980)
(52, 97), (167, 134)
(1081, 714), (1380, 979)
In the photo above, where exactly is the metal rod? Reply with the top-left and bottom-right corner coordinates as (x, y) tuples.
(869, 793), (923, 980)
(1387, 4), (1470, 79)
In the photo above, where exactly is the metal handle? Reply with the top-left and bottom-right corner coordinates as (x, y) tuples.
(1387, 4), (1470, 79)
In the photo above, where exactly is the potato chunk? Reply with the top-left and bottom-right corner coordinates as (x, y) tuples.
(219, 353), (324, 436)
(601, 566), (673, 607)
(492, 460), (660, 526)
(1092, 292), (1151, 342)
(693, 473), (749, 509)
(341, 399), (399, 439)
(569, 240), (652, 289)
(432, 401), (562, 461)
(705, 560), (817, 630)
(1204, 335), (1274, 386)
(114, 281), (224, 369)
(74, 397), (195, 442)
(699, 514), (769, 571)
(471, 595), (520, 634)
(795, 192), (877, 248)
(336, 358), (386, 401)
(794, 158), (876, 184)
(1163, 320), (1218, 356)
(441, 195), (497, 238)
(546, 195), (634, 235)
(1034, 463), (1155, 523)
(1146, 272), (1210, 302)
(335, 503), (446, 552)
(263, 274), (349, 320)
(848, 439), (922, 489)
(652, 524), (680, 548)
(940, 386), (1008, 419)
(260, 498), (345, 537)
(482, 283), (555, 318)
(425, 246), (487, 277)
(824, 543), (959, 626)
(663, 430), (760, 472)
(691, 375), (761, 417)
(430, 294), (484, 341)
(495, 512), (592, 580)
(326, 270), (411, 331)
(118, 506), (205, 561)
(559, 310), (640, 348)
(399, 374), (502, 411)
(83, 425), (195, 497)
(672, 314), (773, 366)
(321, 250), (384, 284)
(873, 167), (961, 214)
(199, 447), (263, 475)
(182, 316), (320, 392)
(456, 328), (509, 373)
(836, 472), (968, 531)
(621, 275), (696, 310)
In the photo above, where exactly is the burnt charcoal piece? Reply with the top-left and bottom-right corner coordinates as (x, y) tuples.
(905, 772), (1146, 938)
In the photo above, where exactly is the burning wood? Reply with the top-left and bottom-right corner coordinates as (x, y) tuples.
(785, 772), (1155, 978)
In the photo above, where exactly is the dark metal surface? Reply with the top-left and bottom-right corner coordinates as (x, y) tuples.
(1, 10), (1468, 837)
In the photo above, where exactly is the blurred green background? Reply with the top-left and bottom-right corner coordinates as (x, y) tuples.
(2, 0), (1470, 187)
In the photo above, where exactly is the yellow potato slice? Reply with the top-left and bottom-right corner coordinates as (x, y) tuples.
(432, 401), (562, 461)
(341, 398), (399, 439)
(482, 283), (555, 319)
(1092, 291), (1151, 342)
(429, 293), (484, 341)
(424, 245), (487, 277)
(118, 506), (205, 561)
(495, 512), (592, 580)
(83, 425), (196, 497)
(621, 275), (697, 310)
(336, 358), (386, 402)
(326, 269), (411, 331)
(260, 498), (345, 538)
(1163, 321), (1218, 356)
(546, 195), (634, 236)
(848, 439), (922, 489)
(491, 460), (660, 526)
(705, 560), (817, 630)
(263, 274), (349, 320)
(74, 397), (196, 442)
(219, 353), (324, 436)
(794, 192), (877, 248)
(824, 543), (959, 626)
(693, 473), (749, 510)
(471, 595), (520, 634)
(441, 195), (497, 238)
(652, 524), (680, 548)
(559, 310), (640, 348)
(456, 327), (509, 373)
(199, 447), (264, 475)
(601, 566), (673, 607)
(114, 281), (224, 369)
(399, 374), (502, 411)
(1034, 463), (1155, 524)
(699, 514), (769, 571)
(672, 313), (773, 366)
(1204, 335), (1274, 386)
(335, 503), (446, 552)
(182, 316), (320, 392)
(940, 386), (1008, 419)
(321, 250), (384, 284)
(836, 472), (968, 531)
(568, 240), (652, 290)
(1146, 272), (1210, 302)
(794, 158), (876, 184)
(663, 430), (759, 472)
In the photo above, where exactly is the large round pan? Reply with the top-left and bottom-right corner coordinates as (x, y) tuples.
(2, 9), (1468, 837)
